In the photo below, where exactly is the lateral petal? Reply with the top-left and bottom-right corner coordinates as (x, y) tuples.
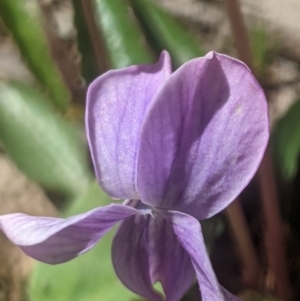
(0, 204), (141, 264)
(164, 210), (241, 301)
(86, 51), (172, 200)
(112, 211), (195, 301)
(137, 52), (269, 219)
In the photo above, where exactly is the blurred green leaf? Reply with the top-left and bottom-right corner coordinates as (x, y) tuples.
(29, 181), (141, 301)
(91, 0), (153, 68)
(131, 0), (205, 68)
(0, 81), (92, 197)
(272, 100), (300, 179)
(72, 0), (99, 82)
(249, 26), (269, 78)
(0, 0), (70, 112)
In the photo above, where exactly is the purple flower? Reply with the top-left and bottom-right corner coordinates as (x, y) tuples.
(0, 51), (269, 301)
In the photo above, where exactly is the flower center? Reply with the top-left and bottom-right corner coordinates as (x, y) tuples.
(125, 199), (154, 215)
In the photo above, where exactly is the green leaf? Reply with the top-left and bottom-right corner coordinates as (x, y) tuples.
(28, 181), (141, 301)
(71, 0), (99, 82)
(0, 81), (92, 197)
(0, 0), (70, 112)
(272, 99), (300, 179)
(249, 26), (269, 78)
(91, 0), (153, 68)
(131, 0), (205, 68)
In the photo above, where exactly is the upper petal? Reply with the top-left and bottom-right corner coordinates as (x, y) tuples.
(0, 204), (141, 264)
(164, 210), (242, 301)
(86, 51), (172, 200)
(137, 52), (269, 219)
(112, 211), (195, 301)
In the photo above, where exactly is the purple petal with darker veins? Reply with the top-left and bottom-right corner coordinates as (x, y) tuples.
(164, 210), (242, 301)
(137, 52), (269, 219)
(86, 51), (172, 200)
(112, 211), (195, 301)
(0, 204), (141, 264)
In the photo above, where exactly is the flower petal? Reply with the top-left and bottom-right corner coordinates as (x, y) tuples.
(86, 51), (172, 200)
(0, 204), (141, 264)
(164, 210), (241, 301)
(137, 52), (269, 219)
(112, 211), (195, 301)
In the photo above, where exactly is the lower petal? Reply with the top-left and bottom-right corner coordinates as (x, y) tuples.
(0, 203), (140, 264)
(112, 212), (195, 301)
(163, 210), (242, 301)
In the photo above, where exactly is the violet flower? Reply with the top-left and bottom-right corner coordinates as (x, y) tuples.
(0, 51), (269, 301)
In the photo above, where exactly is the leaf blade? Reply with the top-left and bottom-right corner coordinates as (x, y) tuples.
(131, 0), (205, 67)
(0, 81), (92, 197)
(0, 0), (70, 112)
(272, 99), (300, 179)
(91, 0), (153, 68)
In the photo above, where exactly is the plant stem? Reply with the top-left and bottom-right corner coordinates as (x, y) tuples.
(258, 148), (293, 299)
(224, 0), (253, 70)
(80, 0), (109, 74)
(224, 0), (293, 298)
(225, 200), (261, 288)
